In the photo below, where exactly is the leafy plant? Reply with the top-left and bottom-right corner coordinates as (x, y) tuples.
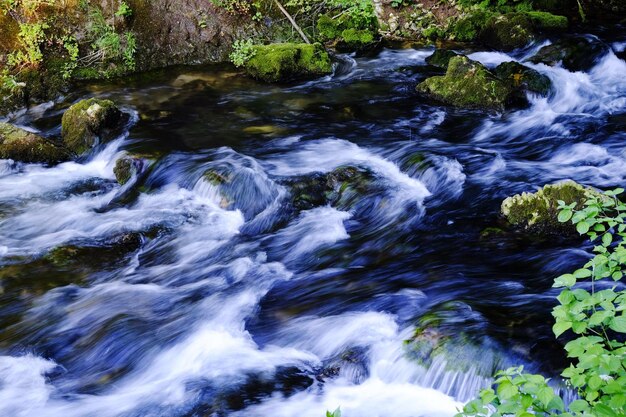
(115, 0), (132, 17)
(458, 187), (626, 417)
(8, 21), (49, 67)
(61, 35), (79, 79)
(229, 39), (256, 67)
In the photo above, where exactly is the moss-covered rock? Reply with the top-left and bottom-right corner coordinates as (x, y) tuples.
(416, 56), (518, 111)
(0, 123), (70, 164)
(480, 13), (534, 51)
(501, 181), (602, 235)
(494, 61), (552, 96)
(425, 49), (460, 69)
(529, 36), (610, 71)
(243, 43), (333, 83)
(61, 98), (125, 155)
(46, 232), (143, 268)
(448, 11), (567, 48)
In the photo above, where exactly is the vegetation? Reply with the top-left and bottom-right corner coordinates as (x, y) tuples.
(458, 188), (626, 417)
(230, 39), (257, 67)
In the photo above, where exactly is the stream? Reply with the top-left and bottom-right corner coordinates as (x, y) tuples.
(0, 27), (626, 417)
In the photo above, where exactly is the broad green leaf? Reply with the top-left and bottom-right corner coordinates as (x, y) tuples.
(559, 209), (573, 223)
(553, 321), (572, 337)
(577, 221), (591, 234)
(554, 274), (576, 288)
(497, 380), (518, 400)
(609, 316), (626, 333)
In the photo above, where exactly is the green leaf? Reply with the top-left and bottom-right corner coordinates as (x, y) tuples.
(569, 399), (589, 412)
(553, 321), (572, 337)
(497, 380), (518, 400)
(603, 233), (614, 247)
(559, 209), (573, 223)
(574, 268), (592, 279)
(609, 316), (626, 333)
(577, 221), (591, 234)
(554, 274), (576, 288)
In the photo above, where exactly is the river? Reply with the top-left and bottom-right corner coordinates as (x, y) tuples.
(0, 28), (625, 417)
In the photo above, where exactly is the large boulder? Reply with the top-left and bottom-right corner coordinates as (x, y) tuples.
(501, 181), (601, 235)
(529, 36), (610, 72)
(416, 56), (518, 111)
(0, 122), (70, 164)
(243, 43), (333, 83)
(480, 13), (535, 51)
(61, 98), (125, 155)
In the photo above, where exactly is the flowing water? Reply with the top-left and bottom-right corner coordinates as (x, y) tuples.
(1, 27), (626, 417)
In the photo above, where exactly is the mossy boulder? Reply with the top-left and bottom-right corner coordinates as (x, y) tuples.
(501, 181), (602, 235)
(416, 56), (518, 111)
(480, 13), (535, 51)
(425, 49), (460, 69)
(448, 11), (567, 49)
(337, 28), (376, 52)
(529, 36), (610, 71)
(61, 98), (125, 155)
(243, 43), (332, 83)
(0, 123), (70, 164)
(494, 61), (552, 96)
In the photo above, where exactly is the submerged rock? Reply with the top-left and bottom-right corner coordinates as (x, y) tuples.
(494, 61), (552, 96)
(501, 181), (601, 235)
(0, 122), (70, 164)
(243, 43), (333, 83)
(416, 56), (518, 111)
(61, 98), (125, 155)
(529, 36), (610, 71)
(46, 232), (143, 267)
(425, 49), (460, 69)
(287, 166), (376, 211)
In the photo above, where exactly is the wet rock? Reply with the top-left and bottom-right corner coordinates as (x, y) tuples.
(287, 166), (376, 211)
(494, 61), (552, 96)
(425, 49), (459, 69)
(0, 122), (70, 164)
(416, 56), (518, 111)
(61, 98), (125, 155)
(46, 232), (143, 268)
(243, 43), (332, 83)
(529, 36), (610, 71)
(501, 181), (602, 235)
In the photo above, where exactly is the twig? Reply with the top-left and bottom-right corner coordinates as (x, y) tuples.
(273, 0), (310, 44)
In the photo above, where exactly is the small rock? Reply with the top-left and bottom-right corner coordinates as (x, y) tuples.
(493, 61), (552, 96)
(425, 49), (460, 69)
(529, 36), (610, 72)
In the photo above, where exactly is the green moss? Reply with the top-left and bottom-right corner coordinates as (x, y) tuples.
(337, 28), (375, 51)
(0, 122), (70, 164)
(493, 61), (552, 96)
(316, 14), (341, 41)
(416, 56), (515, 111)
(526, 11), (568, 30)
(243, 43), (332, 83)
(61, 98), (123, 155)
(501, 181), (603, 235)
